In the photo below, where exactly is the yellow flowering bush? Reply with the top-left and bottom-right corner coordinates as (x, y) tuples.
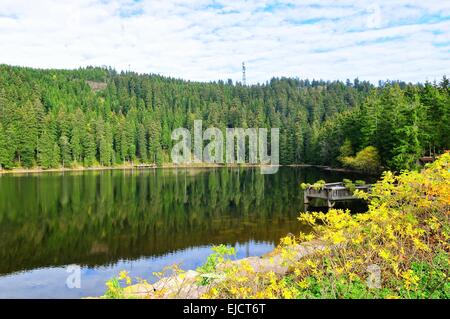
(201, 153), (450, 299)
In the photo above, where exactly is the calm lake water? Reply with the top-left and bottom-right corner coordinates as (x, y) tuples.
(0, 167), (372, 298)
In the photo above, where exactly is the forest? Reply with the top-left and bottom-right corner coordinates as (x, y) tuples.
(0, 64), (448, 172)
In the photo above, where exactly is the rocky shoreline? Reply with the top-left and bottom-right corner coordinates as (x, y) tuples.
(112, 240), (327, 299)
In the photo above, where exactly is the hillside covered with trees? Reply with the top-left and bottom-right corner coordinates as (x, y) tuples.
(0, 64), (448, 171)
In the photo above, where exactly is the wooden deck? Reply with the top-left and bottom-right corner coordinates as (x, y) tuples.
(304, 182), (371, 209)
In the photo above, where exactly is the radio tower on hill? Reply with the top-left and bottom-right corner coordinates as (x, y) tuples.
(242, 62), (246, 86)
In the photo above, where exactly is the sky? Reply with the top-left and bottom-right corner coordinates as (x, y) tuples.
(0, 0), (449, 84)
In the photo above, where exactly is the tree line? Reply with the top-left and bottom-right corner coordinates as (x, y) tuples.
(0, 64), (448, 171)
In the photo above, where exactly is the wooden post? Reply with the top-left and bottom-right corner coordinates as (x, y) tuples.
(327, 199), (335, 209)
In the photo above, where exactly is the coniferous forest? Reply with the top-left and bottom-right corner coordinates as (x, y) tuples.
(0, 64), (448, 172)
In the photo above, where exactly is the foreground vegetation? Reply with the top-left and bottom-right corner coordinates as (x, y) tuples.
(1, 65), (449, 172)
(105, 153), (449, 299)
(205, 153), (449, 298)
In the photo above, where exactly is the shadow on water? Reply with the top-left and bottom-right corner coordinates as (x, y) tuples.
(303, 199), (369, 214)
(0, 166), (375, 297)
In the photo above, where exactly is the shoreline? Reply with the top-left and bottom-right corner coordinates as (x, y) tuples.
(99, 239), (327, 299)
(0, 163), (301, 175)
(0, 163), (366, 175)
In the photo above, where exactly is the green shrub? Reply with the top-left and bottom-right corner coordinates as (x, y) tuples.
(340, 146), (381, 174)
(197, 245), (235, 285)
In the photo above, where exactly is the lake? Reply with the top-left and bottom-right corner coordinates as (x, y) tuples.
(0, 167), (372, 298)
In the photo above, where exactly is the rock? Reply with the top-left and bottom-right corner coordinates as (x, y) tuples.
(123, 270), (208, 299)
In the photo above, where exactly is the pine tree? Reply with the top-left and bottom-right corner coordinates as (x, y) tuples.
(98, 122), (113, 166)
(38, 130), (57, 168)
(59, 135), (71, 167)
(376, 84), (406, 164)
(360, 91), (382, 148)
(99, 137), (111, 166)
(137, 123), (148, 162)
(390, 98), (425, 170)
(16, 101), (39, 167)
(83, 130), (96, 167)
(52, 142), (61, 168)
(124, 114), (137, 162)
(148, 120), (162, 164)
(0, 124), (7, 169)
(70, 126), (83, 163)
(70, 110), (85, 164)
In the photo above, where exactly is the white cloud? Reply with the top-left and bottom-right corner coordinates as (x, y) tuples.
(0, 0), (448, 84)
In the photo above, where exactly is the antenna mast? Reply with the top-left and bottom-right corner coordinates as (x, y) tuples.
(242, 62), (246, 86)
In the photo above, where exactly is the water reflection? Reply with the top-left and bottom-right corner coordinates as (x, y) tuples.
(0, 167), (371, 298)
